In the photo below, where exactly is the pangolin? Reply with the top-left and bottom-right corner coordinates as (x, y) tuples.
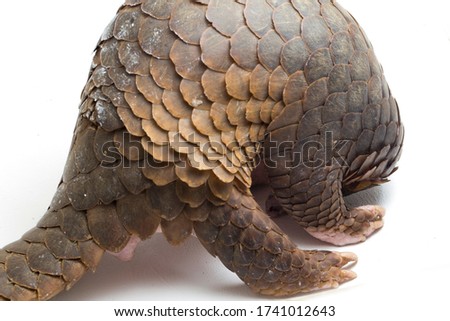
(0, 0), (403, 300)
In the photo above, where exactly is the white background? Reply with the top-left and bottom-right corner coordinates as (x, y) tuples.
(0, 0), (449, 318)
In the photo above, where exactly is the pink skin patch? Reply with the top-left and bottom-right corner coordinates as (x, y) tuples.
(108, 235), (142, 262)
(306, 205), (385, 246)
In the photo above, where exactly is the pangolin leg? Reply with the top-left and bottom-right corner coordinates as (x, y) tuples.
(0, 205), (104, 300)
(0, 118), (158, 300)
(193, 187), (357, 296)
(288, 166), (385, 246)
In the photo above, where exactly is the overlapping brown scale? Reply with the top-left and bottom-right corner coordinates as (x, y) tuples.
(347, 81), (368, 113)
(142, 158), (177, 186)
(176, 180), (207, 208)
(124, 92), (152, 119)
(169, 1), (208, 45)
(291, 0), (320, 17)
(270, 101), (286, 122)
(380, 99), (391, 125)
(142, 119), (169, 145)
(370, 124), (387, 152)
(100, 39), (121, 68)
(102, 85), (129, 108)
(230, 26), (259, 71)
(27, 244), (62, 276)
(152, 103), (178, 131)
(108, 67), (138, 93)
(91, 167), (128, 204)
(60, 207), (90, 242)
(184, 200), (212, 222)
(175, 161), (211, 187)
(330, 32), (354, 65)
(192, 109), (221, 136)
(117, 192), (160, 239)
(226, 99), (248, 126)
(118, 41), (151, 76)
(267, 101), (302, 133)
(4, 240), (30, 255)
(113, 7), (144, 41)
(142, 137), (179, 162)
(225, 64), (251, 100)
(162, 90), (193, 118)
(36, 274), (65, 300)
(117, 107), (146, 137)
(87, 204), (131, 253)
(368, 76), (383, 105)
(368, 49), (382, 76)
(342, 112), (362, 140)
(200, 27), (233, 72)
(354, 129), (375, 156)
(244, 0), (273, 38)
(248, 123), (263, 142)
(301, 15), (332, 52)
(212, 165), (235, 184)
(161, 213), (193, 245)
(22, 226), (47, 243)
(91, 66), (114, 87)
(206, 0), (245, 37)
(320, 3), (348, 33)
(179, 118), (209, 145)
(260, 98), (277, 124)
(349, 23), (369, 52)
(208, 134), (227, 155)
(202, 70), (230, 104)
(328, 64), (351, 94)
(269, 66), (288, 102)
(350, 51), (371, 82)
(146, 182), (185, 220)
(72, 127), (99, 174)
(304, 48), (333, 84)
(273, 3), (302, 42)
(362, 104), (381, 131)
(93, 100), (124, 132)
(93, 128), (119, 166)
(296, 108), (322, 140)
(150, 58), (181, 91)
(188, 149), (221, 171)
(61, 260), (86, 290)
(136, 75), (164, 104)
(249, 65), (270, 100)
(258, 30), (284, 71)
(5, 254), (38, 289)
(78, 240), (104, 271)
(66, 175), (98, 211)
(168, 131), (195, 155)
(180, 80), (211, 109)
(169, 40), (205, 81)
(245, 98), (264, 124)
(235, 125), (251, 147)
(117, 161), (153, 194)
(283, 71), (308, 105)
(141, 0), (177, 20)
(44, 228), (80, 260)
(139, 17), (178, 59)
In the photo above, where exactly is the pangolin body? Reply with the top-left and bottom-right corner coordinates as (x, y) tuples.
(0, 0), (403, 300)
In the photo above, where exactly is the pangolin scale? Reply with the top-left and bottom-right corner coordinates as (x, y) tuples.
(0, 0), (403, 300)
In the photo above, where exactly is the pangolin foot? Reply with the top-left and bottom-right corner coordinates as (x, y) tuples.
(305, 205), (385, 246)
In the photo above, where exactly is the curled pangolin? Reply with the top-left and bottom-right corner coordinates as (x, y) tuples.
(0, 0), (404, 300)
